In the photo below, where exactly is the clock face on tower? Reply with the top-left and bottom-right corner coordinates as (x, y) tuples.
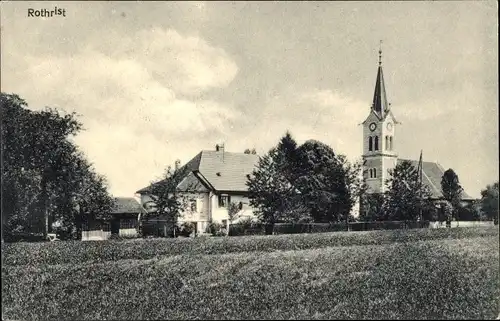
(386, 122), (393, 131)
(369, 123), (377, 132)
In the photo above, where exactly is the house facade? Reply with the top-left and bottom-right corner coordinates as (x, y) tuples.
(135, 144), (259, 234)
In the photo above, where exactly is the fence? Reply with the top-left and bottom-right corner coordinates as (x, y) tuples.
(228, 220), (491, 236)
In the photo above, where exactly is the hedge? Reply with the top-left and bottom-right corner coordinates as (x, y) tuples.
(230, 221), (432, 236)
(2, 232), (499, 320)
(2, 226), (498, 267)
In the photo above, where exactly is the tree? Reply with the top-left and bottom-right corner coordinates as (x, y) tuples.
(1, 93), (114, 241)
(441, 168), (463, 223)
(359, 193), (386, 222)
(141, 163), (192, 237)
(384, 160), (433, 221)
(228, 202), (241, 224)
(456, 201), (482, 221)
(247, 132), (308, 234)
(294, 140), (363, 223)
(480, 182), (499, 225)
(244, 148), (257, 155)
(436, 200), (453, 226)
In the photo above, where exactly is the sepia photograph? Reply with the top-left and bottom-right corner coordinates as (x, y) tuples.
(1, 1), (498, 320)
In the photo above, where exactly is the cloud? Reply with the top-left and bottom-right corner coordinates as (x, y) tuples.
(226, 89), (367, 162)
(8, 28), (240, 196)
(106, 28), (239, 95)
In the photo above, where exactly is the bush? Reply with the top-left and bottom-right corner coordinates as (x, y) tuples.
(207, 222), (226, 237)
(178, 222), (196, 237)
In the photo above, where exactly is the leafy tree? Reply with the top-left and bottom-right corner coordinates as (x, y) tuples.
(228, 202), (241, 224)
(1, 93), (114, 241)
(294, 140), (363, 223)
(441, 168), (463, 223)
(244, 148), (257, 155)
(480, 182), (499, 225)
(456, 201), (482, 221)
(436, 200), (453, 226)
(247, 132), (308, 234)
(359, 193), (386, 222)
(384, 160), (433, 221)
(141, 163), (192, 237)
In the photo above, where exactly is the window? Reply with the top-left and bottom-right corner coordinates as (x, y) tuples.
(389, 136), (393, 151)
(374, 136), (379, 151)
(218, 194), (230, 208)
(373, 168), (377, 178)
(368, 136), (373, 151)
(189, 199), (197, 212)
(385, 136), (389, 151)
(369, 169), (373, 178)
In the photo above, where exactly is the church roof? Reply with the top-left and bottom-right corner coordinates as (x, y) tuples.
(398, 159), (475, 201)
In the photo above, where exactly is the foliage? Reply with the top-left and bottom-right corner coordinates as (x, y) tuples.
(456, 201), (483, 221)
(3, 228), (499, 320)
(1, 93), (114, 240)
(247, 132), (307, 232)
(142, 162), (192, 236)
(178, 222), (196, 237)
(207, 222), (226, 237)
(441, 168), (463, 220)
(227, 202), (241, 224)
(480, 182), (499, 224)
(359, 193), (386, 221)
(247, 132), (363, 227)
(384, 160), (434, 221)
(244, 148), (257, 154)
(294, 140), (359, 223)
(436, 200), (453, 224)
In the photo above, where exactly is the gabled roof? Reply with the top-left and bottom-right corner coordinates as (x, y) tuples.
(398, 159), (474, 200)
(111, 197), (145, 214)
(136, 151), (259, 194)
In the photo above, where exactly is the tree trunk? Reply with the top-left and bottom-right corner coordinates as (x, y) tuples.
(40, 173), (49, 240)
(75, 207), (83, 241)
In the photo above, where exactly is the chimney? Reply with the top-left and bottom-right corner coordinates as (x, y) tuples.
(215, 143), (225, 153)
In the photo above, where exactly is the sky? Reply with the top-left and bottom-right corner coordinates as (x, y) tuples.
(1, 1), (498, 198)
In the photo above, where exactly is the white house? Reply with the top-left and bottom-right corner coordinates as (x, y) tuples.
(135, 144), (259, 234)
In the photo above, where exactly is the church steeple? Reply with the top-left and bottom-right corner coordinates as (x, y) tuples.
(371, 41), (389, 118)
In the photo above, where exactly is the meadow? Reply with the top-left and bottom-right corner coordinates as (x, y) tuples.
(2, 226), (499, 320)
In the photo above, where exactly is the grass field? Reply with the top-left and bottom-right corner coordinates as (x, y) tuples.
(2, 227), (499, 320)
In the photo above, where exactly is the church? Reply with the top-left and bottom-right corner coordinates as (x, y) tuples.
(360, 47), (474, 203)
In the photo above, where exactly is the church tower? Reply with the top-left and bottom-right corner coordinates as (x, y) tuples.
(361, 45), (399, 194)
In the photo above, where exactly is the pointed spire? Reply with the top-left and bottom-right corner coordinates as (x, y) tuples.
(372, 40), (389, 117)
